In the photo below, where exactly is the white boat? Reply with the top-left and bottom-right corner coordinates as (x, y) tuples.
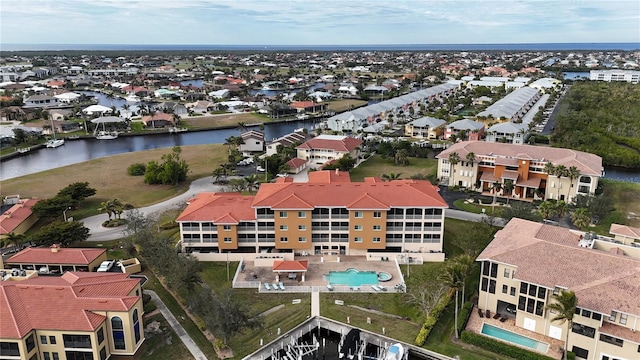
(46, 118), (65, 148)
(125, 94), (140, 103)
(46, 139), (65, 148)
(96, 131), (118, 140)
(385, 343), (405, 360)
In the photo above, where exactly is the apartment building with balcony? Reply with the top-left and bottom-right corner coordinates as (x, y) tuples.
(590, 70), (640, 83)
(177, 170), (448, 262)
(436, 141), (603, 203)
(0, 272), (144, 360)
(475, 218), (640, 360)
(404, 116), (446, 139)
(296, 135), (362, 168)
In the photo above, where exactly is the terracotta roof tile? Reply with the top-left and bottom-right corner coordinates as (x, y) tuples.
(272, 260), (308, 272)
(297, 135), (362, 153)
(0, 199), (39, 235)
(176, 192), (256, 223)
(6, 247), (106, 265)
(609, 223), (640, 240)
(478, 218), (640, 317)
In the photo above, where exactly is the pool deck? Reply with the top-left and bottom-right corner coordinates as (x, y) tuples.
(237, 255), (405, 292)
(466, 305), (564, 359)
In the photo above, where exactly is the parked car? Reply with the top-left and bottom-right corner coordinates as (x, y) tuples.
(256, 166), (266, 172)
(97, 260), (115, 272)
(276, 173), (289, 178)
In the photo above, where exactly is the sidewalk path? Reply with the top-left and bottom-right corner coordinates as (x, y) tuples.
(84, 177), (229, 241)
(145, 290), (208, 360)
(311, 290), (320, 317)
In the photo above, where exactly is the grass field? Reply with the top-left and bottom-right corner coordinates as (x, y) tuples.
(326, 99), (368, 113)
(140, 314), (193, 360)
(0, 144), (228, 212)
(350, 154), (437, 181)
(593, 179), (640, 230)
(181, 113), (268, 128)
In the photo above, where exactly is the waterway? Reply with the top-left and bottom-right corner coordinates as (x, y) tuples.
(0, 119), (318, 181)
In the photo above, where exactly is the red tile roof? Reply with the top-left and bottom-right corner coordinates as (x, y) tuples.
(609, 223), (640, 240)
(272, 260), (308, 272)
(253, 171), (447, 209)
(478, 218), (640, 316)
(6, 247), (106, 265)
(0, 273), (140, 339)
(286, 157), (307, 168)
(297, 135), (362, 153)
(176, 192), (256, 224)
(290, 101), (319, 109)
(0, 199), (39, 235)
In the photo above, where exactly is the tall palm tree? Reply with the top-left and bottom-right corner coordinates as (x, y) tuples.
(448, 152), (461, 186)
(438, 262), (464, 339)
(5, 232), (25, 251)
(538, 200), (555, 220)
(236, 121), (248, 133)
(544, 162), (555, 179)
(491, 181), (503, 205)
(571, 208), (591, 229)
(394, 149), (409, 166)
(503, 180), (515, 204)
(98, 200), (114, 220)
(381, 173), (402, 181)
(545, 290), (578, 360)
(566, 166), (580, 202)
(554, 165), (568, 200)
(110, 199), (125, 219)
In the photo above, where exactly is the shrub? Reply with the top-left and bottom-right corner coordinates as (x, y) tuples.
(127, 163), (146, 176)
(461, 331), (555, 360)
(415, 290), (452, 346)
(457, 301), (474, 336)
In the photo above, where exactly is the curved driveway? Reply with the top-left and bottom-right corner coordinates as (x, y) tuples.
(84, 177), (228, 241)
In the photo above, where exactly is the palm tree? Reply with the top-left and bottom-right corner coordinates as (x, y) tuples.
(538, 200), (555, 220)
(543, 162), (555, 179)
(438, 262), (464, 339)
(212, 167), (226, 183)
(454, 254), (475, 313)
(554, 165), (568, 200)
(236, 121), (248, 133)
(381, 173), (402, 181)
(394, 149), (409, 166)
(111, 199), (125, 219)
(554, 200), (569, 220)
(98, 200), (114, 220)
(503, 180), (515, 204)
(545, 290), (578, 360)
(566, 166), (580, 201)
(491, 181), (503, 206)
(243, 174), (259, 193)
(571, 208), (591, 229)
(5, 232), (25, 251)
(448, 152), (461, 186)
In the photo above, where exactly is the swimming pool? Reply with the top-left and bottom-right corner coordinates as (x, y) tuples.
(481, 323), (549, 353)
(326, 269), (379, 286)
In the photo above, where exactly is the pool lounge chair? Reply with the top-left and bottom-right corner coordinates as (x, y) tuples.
(478, 308), (485, 318)
(264, 282), (271, 291)
(351, 286), (360, 291)
(486, 309), (491, 318)
(279, 282), (285, 291)
(371, 285), (382, 292)
(327, 284), (334, 291)
(272, 283), (279, 290)
(493, 312), (501, 319)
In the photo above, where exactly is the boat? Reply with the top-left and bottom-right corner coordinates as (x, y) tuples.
(46, 118), (65, 148)
(96, 131), (118, 140)
(385, 343), (405, 360)
(168, 127), (188, 134)
(17, 147), (31, 153)
(339, 328), (360, 359)
(125, 94), (140, 103)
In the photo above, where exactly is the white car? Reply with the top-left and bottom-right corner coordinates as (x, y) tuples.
(276, 173), (289, 178)
(256, 166), (266, 172)
(97, 260), (115, 272)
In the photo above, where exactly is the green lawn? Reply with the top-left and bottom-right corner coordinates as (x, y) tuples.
(140, 314), (193, 360)
(350, 155), (437, 181)
(453, 199), (503, 216)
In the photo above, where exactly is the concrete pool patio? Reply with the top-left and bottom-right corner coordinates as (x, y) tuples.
(233, 255), (406, 293)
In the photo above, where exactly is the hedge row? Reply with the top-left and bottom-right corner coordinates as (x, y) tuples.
(456, 301), (473, 336)
(415, 290), (453, 346)
(461, 331), (556, 360)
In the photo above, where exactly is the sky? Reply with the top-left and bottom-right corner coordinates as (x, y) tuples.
(1, 0), (639, 46)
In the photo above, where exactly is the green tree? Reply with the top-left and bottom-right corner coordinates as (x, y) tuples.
(31, 195), (76, 218)
(57, 182), (97, 202)
(30, 221), (90, 246)
(554, 200), (569, 219)
(438, 261), (464, 339)
(4, 232), (26, 251)
(381, 172), (402, 181)
(545, 290), (578, 360)
(538, 200), (556, 220)
(394, 149), (409, 166)
(566, 166), (581, 200)
(491, 181), (503, 206)
(501, 201), (541, 222)
(98, 200), (115, 220)
(448, 152), (461, 186)
(502, 180), (514, 204)
(571, 208), (591, 229)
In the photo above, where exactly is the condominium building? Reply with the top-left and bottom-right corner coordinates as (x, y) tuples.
(476, 218), (640, 360)
(436, 141), (603, 202)
(476, 87), (541, 124)
(177, 170), (448, 262)
(296, 135), (362, 168)
(0, 272), (144, 360)
(404, 116), (446, 139)
(590, 70), (640, 83)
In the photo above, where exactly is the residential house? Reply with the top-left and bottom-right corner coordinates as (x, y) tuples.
(436, 141), (603, 202)
(5, 246), (108, 273)
(23, 95), (59, 108)
(190, 100), (216, 114)
(444, 119), (484, 141)
(265, 130), (307, 156)
(0, 271), (144, 359)
(296, 135), (362, 168)
(155, 102), (188, 116)
(141, 113), (175, 128)
(475, 218), (640, 360)
(404, 116), (446, 139)
(285, 157), (307, 174)
(0, 199), (40, 241)
(608, 224), (640, 246)
(238, 130), (265, 153)
(485, 122), (528, 144)
(289, 101), (327, 114)
(176, 170), (448, 261)
(476, 87), (541, 124)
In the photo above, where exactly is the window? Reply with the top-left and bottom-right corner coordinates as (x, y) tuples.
(481, 277), (488, 292)
(373, 211), (382, 218)
(280, 237), (288, 242)
(619, 313), (627, 325)
(0, 342), (20, 356)
(223, 225), (231, 231)
(490, 263), (498, 278)
(279, 211), (288, 218)
(599, 334), (623, 347)
(572, 323), (595, 338)
(44, 353), (51, 360)
(26, 334), (35, 352)
(63, 334), (91, 349)
(503, 268), (510, 278)
(520, 282), (528, 294)
(41, 335), (48, 344)
(609, 311), (617, 322)
(223, 237), (232, 243)
(97, 328), (104, 344)
(354, 237), (363, 243)
(373, 225), (381, 231)
(502, 285), (508, 294)
(518, 296), (526, 311)
(298, 237), (307, 242)
(111, 316), (125, 350)
(482, 261), (490, 276)
(354, 211), (363, 218)
(372, 237), (381, 243)
(298, 211), (306, 218)
(298, 225), (306, 231)
(49, 336), (57, 345)
(354, 225), (363, 231)
(53, 353), (59, 360)
(64, 352), (94, 360)
(488, 279), (496, 294)
(571, 346), (588, 359)
(133, 309), (141, 344)
(535, 301), (544, 316)
(100, 347), (107, 360)
(538, 287), (546, 299)
(280, 225), (288, 231)
(510, 287), (516, 296)
(581, 309), (591, 318)
(592, 313), (601, 321)
(528, 284), (537, 297)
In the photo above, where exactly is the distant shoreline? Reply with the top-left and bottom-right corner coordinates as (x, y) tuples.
(2, 42), (639, 52)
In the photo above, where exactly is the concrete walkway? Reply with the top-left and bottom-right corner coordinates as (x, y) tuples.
(84, 177), (231, 241)
(145, 290), (208, 360)
(311, 290), (320, 317)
